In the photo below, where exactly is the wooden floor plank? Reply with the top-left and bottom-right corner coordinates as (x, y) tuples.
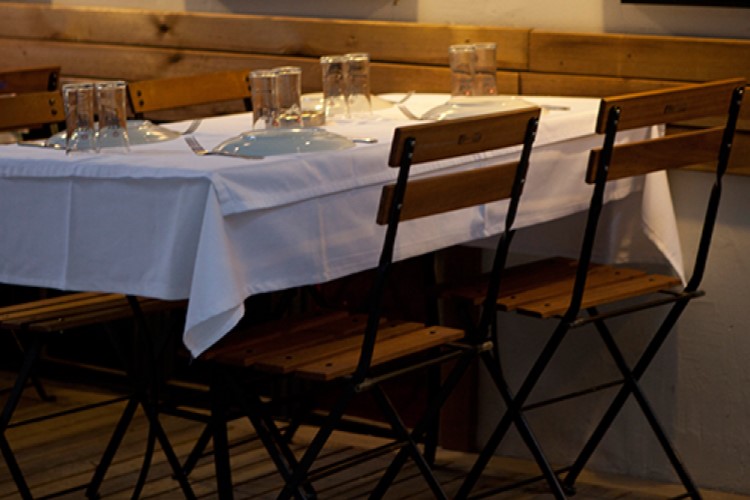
(2, 371), (749, 499)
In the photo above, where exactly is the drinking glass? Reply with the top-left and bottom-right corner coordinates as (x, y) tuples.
(473, 42), (498, 96)
(274, 66), (303, 128)
(62, 83), (97, 153)
(344, 53), (372, 117)
(320, 55), (349, 120)
(249, 69), (278, 129)
(95, 81), (130, 153)
(449, 44), (476, 96)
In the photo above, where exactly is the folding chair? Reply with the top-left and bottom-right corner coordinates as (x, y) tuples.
(0, 65), (60, 94)
(444, 78), (746, 499)
(0, 292), (190, 499)
(199, 106), (542, 499)
(127, 69), (253, 121)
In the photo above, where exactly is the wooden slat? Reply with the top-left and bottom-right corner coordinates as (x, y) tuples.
(203, 310), (351, 365)
(294, 325), (465, 381)
(595, 79), (745, 133)
(0, 292), (184, 333)
(441, 257), (579, 307)
(225, 315), (372, 369)
(517, 273), (682, 318)
(128, 70), (252, 114)
(0, 89), (63, 131)
(520, 72), (687, 98)
(371, 65), (519, 94)
(684, 128), (750, 175)
(0, 4), (530, 69)
(0, 293), (128, 326)
(378, 162), (521, 225)
(388, 107), (540, 167)
(587, 127), (725, 183)
(0, 65), (59, 93)
(529, 30), (750, 83)
(0, 39), (512, 101)
(498, 265), (647, 313)
(254, 321), (426, 375)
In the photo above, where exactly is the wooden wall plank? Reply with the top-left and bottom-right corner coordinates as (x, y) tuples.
(529, 31), (750, 82)
(0, 2), (529, 70)
(0, 39), (520, 96)
(520, 72), (687, 98)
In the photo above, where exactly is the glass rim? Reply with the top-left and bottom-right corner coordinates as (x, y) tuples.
(273, 66), (302, 75)
(249, 69), (277, 78)
(448, 44), (476, 52)
(320, 55), (347, 63)
(344, 53), (370, 61)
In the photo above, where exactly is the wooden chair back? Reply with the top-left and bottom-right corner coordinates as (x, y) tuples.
(0, 65), (60, 94)
(127, 69), (253, 119)
(380, 108), (541, 225)
(0, 90), (63, 132)
(587, 78), (746, 183)
(574, 78), (746, 309)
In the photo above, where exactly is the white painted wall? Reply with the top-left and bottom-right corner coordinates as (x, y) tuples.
(20, 0), (750, 494)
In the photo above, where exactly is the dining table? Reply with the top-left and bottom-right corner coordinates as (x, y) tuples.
(0, 93), (683, 359)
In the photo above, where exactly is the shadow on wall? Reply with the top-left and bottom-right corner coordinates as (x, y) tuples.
(197, 0), (418, 21)
(602, 0), (750, 37)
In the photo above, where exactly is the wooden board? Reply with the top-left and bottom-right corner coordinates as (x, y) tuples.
(0, 3), (529, 70)
(529, 31), (750, 83)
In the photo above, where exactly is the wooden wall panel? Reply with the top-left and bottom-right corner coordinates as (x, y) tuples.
(529, 31), (750, 83)
(0, 39), (517, 96)
(0, 3), (529, 70)
(520, 72), (686, 98)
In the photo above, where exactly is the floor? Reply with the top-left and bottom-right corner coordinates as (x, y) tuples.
(1, 371), (749, 499)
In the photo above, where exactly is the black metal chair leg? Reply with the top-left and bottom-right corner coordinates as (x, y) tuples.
(277, 386), (357, 500)
(138, 397), (197, 499)
(87, 397), (140, 498)
(131, 425), (157, 500)
(0, 434), (32, 500)
(456, 322), (570, 500)
(371, 385), (448, 499)
(371, 350), (475, 499)
(210, 372), (234, 500)
(479, 351), (566, 499)
(594, 316), (701, 499)
(563, 301), (690, 492)
(1, 334), (43, 499)
(221, 368), (315, 499)
(182, 424), (213, 476)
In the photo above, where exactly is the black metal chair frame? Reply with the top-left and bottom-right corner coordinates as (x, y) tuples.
(452, 80), (746, 500)
(200, 108), (542, 500)
(0, 294), (195, 500)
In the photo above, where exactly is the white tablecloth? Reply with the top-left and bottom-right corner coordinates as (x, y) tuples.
(0, 94), (683, 357)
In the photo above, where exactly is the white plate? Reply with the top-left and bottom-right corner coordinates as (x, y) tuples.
(214, 128), (355, 157)
(46, 120), (181, 147)
(420, 96), (536, 121)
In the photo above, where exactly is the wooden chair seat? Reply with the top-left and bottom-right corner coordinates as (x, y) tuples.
(208, 311), (464, 381)
(0, 291), (185, 332)
(444, 257), (682, 318)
